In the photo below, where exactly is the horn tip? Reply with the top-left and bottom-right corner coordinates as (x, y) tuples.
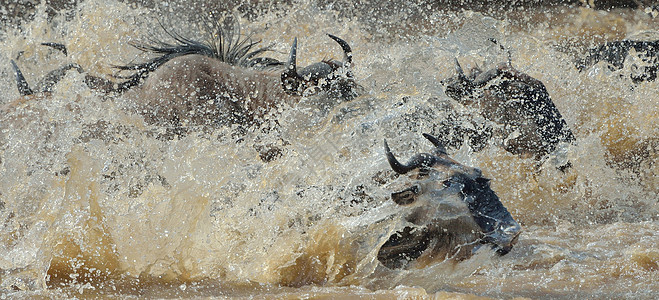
(422, 133), (447, 155)
(327, 33), (349, 45)
(287, 37), (298, 69)
(384, 139), (396, 157)
(11, 60), (34, 96)
(422, 133), (438, 145)
(454, 57), (465, 76)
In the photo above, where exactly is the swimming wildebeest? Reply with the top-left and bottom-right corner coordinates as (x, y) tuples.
(576, 39), (658, 82)
(442, 58), (575, 165)
(9, 19), (358, 127)
(377, 133), (521, 269)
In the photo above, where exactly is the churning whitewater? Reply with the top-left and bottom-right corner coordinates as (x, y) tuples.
(0, 0), (657, 298)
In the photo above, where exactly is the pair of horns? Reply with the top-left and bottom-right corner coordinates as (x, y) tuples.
(286, 34), (352, 71)
(281, 34), (352, 94)
(384, 133), (448, 174)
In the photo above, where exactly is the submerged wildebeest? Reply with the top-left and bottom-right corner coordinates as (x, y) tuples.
(442, 58), (575, 166)
(377, 133), (521, 269)
(576, 39), (658, 82)
(10, 19), (358, 127)
(113, 20), (357, 126)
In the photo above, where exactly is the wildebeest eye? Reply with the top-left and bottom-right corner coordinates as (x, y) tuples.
(416, 168), (430, 178)
(391, 185), (419, 205)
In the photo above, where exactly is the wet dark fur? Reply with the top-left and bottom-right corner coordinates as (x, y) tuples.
(576, 40), (659, 82)
(378, 134), (521, 269)
(443, 60), (575, 161)
(10, 19), (357, 128)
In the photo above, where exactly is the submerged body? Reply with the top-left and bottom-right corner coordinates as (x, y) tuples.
(128, 54), (295, 126)
(577, 39), (659, 82)
(9, 21), (357, 127)
(442, 60), (575, 162)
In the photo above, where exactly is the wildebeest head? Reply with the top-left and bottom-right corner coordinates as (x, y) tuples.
(441, 58), (477, 104)
(378, 133), (521, 269)
(10, 43), (85, 96)
(440, 57), (576, 163)
(280, 34), (356, 98)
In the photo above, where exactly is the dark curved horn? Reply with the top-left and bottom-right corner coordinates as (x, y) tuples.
(327, 34), (352, 65)
(454, 58), (465, 77)
(281, 37), (304, 94)
(39, 63), (85, 93)
(422, 133), (447, 155)
(384, 139), (437, 174)
(41, 42), (68, 56)
(384, 139), (414, 174)
(10, 60), (34, 96)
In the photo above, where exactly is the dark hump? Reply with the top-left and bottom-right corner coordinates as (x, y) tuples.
(502, 77), (575, 154)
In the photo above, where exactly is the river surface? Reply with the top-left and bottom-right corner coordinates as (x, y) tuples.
(0, 0), (657, 299)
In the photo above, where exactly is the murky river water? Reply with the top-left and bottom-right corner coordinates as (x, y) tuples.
(0, 0), (657, 298)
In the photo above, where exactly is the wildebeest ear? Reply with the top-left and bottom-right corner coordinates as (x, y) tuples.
(475, 176), (491, 187)
(391, 185), (419, 205)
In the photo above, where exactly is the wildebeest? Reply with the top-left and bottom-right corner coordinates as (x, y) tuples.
(442, 58), (575, 165)
(377, 133), (521, 269)
(576, 39), (658, 82)
(9, 19), (358, 127)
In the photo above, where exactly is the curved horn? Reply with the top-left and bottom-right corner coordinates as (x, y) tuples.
(422, 133), (447, 155)
(454, 58), (465, 77)
(384, 139), (437, 174)
(384, 139), (414, 174)
(39, 63), (85, 93)
(327, 34), (352, 65)
(10, 60), (34, 96)
(281, 37), (304, 95)
(41, 42), (68, 56)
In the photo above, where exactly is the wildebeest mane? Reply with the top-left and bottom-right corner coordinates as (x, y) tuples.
(114, 18), (283, 91)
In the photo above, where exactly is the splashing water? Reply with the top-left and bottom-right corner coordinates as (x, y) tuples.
(1, 0), (657, 298)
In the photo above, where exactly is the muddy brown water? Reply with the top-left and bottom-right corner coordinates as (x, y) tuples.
(0, 1), (657, 299)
